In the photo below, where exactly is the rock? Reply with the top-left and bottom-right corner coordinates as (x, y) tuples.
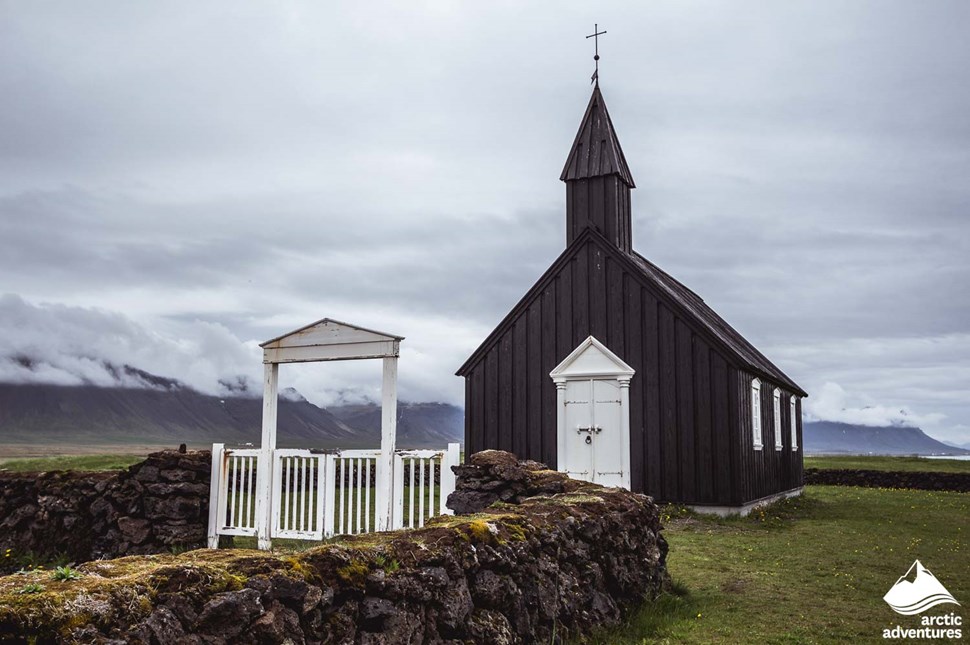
(194, 589), (264, 638)
(160, 469), (197, 483)
(146, 496), (201, 520)
(471, 569), (507, 608)
(267, 573), (313, 611)
(468, 609), (515, 644)
(447, 450), (572, 514)
(143, 606), (186, 643)
(446, 490), (499, 515)
(437, 577), (473, 633)
(360, 596), (399, 629)
(154, 521), (205, 545)
(134, 466), (160, 483)
(159, 593), (199, 628)
(252, 601), (304, 644)
(117, 517), (152, 545)
(301, 584), (323, 614)
(145, 482), (208, 496)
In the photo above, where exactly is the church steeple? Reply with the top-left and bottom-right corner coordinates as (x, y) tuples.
(561, 86), (635, 253)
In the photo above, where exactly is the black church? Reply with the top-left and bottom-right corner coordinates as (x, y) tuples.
(457, 84), (808, 514)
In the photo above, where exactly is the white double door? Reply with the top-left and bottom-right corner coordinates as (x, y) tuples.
(561, 378), (625, 487)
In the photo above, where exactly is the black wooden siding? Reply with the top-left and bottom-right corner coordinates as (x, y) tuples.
(463, 236), (804, 506)
(736, 371), (805, 503)
(565, 175), (632, 252)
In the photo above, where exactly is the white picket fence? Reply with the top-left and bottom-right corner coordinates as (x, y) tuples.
(207, 443), (460, 547)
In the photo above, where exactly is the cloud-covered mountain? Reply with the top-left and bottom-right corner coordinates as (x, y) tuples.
(0, 381), (460, 451)
(2, 370), (966, 456)
(803, 421), (968, 456)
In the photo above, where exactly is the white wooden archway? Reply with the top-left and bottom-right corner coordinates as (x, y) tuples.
(255, 318), (402, 548)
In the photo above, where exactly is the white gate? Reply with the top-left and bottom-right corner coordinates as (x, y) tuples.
(207, 447), (261, 538)
(392, 448), (458, 530)
(329, 450), (380, 536)
(208, 442), (460, 547)
(272, 450), (325, 540)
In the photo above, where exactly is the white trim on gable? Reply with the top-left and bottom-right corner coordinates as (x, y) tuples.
(550, 335), (636, 383)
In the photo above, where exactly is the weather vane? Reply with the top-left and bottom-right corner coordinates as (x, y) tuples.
(586, 23), (606, 86)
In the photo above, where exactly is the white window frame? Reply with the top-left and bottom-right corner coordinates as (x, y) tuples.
(773, 388), (783, 450)
(790, 396), (799, 450)
(751, 378), (763, 450)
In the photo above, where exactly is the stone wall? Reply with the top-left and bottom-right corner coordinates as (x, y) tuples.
(0, 450), (211, 568)
(804, 468), (970, 492)
(0, 450), (668, 644)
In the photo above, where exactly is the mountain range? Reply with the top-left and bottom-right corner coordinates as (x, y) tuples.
(0, 382), (462, 451)
(0, 380), (965, 457)
(801, 420), (967, 456)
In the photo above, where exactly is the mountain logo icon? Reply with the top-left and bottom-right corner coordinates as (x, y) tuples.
(883, 560), (960, 615)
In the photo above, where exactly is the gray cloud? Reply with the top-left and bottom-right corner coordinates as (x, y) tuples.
(1, 1), (968, 442)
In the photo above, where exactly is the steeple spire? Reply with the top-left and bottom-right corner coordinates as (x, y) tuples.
(561, 85), (636, 252)
(560, 86), (635, 187)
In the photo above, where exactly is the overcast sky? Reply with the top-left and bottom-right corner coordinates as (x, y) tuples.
(1, 1), (968, 443)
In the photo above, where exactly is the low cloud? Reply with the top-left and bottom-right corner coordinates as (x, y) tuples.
(804, 382), (946, 429)
(0, 294), (474, 407)
(0, 294), (261, 396)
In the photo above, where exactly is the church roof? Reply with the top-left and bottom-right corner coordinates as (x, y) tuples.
(456, 228), (806, 397)
(623, 250), (805, 396)
(560, 86), (635, 187)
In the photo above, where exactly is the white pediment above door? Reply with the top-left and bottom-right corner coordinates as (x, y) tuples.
(549, 336), (635, 382)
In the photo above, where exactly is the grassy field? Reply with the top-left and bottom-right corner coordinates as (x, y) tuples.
(591, 485), (969, 644)
(804, 455), (970, 473)
(0, 454), (145, 472)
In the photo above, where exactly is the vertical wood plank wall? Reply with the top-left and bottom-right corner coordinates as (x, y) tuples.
(463, 237), (804, 506)
(735, 370), (805, 503)
(565, 175), (632, 252)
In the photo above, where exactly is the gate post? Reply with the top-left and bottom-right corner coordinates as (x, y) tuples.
(376, 356), (398, 531)
(255, 362), (279, 550)
(440, 442), (460, 516)
(207, 443), (225, 548)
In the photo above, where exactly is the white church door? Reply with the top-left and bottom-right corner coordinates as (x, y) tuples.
(561, 378), (626, 487)
(551, 336), (634, 490)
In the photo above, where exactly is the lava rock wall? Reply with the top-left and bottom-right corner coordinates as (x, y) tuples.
(804, 467), (970, 492)
(0, 451), (669, 644)
(0, 450), (211, 566)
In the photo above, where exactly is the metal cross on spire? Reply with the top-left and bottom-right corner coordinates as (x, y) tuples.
(586, 23), (607, 86)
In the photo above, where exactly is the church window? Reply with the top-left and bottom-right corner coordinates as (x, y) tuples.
(751, 378), (763, 449)
(773, 388), (783, 450)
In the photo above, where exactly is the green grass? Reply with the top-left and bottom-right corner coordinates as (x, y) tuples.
(589, 485), (969, 644)
(804, 455), (970, 474)
(0, 454), (144, 472)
